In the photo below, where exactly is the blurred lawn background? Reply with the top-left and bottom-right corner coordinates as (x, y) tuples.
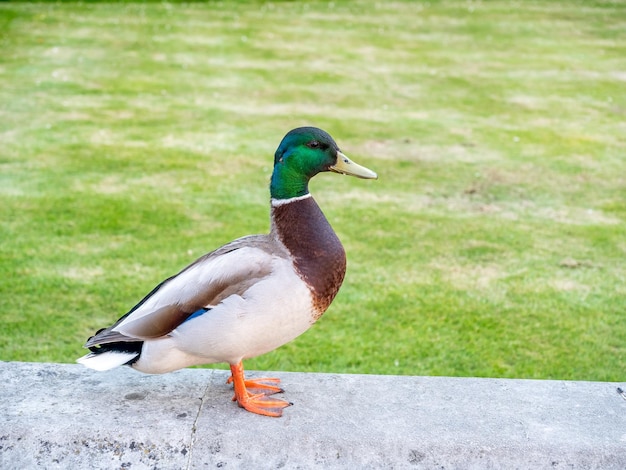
(1, 1), (625, 381)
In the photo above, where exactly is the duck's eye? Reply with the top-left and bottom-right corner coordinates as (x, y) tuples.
(307, 141), (320, 149)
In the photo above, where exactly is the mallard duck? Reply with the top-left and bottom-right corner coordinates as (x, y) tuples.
(78, 127), (377, 417)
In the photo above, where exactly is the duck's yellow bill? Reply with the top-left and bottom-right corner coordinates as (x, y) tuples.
(330, 151), (378, 179)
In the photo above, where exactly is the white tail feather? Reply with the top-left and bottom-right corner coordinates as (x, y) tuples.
(77, 351), (139, 371)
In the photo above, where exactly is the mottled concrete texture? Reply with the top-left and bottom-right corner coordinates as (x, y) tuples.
(1, 362), (625, 469)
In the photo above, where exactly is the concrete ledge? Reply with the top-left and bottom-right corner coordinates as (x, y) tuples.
(1, 362), (625, 469)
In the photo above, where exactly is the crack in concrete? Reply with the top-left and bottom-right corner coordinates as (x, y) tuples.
(185, 376), (213, 470)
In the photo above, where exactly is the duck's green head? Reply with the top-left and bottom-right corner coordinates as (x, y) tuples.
(270, 127), (377, 200)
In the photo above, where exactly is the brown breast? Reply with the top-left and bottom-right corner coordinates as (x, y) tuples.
(271, 196), (347, 319)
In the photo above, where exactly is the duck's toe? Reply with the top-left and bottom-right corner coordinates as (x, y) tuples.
(227, 375), (283, 397)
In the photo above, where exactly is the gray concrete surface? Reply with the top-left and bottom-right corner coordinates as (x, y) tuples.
(1, 361), (625, 469)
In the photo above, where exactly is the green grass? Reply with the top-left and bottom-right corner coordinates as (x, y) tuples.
(1, 0), (625, 381)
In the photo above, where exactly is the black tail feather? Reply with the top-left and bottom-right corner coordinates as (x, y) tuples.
(87, 337), (144, 358)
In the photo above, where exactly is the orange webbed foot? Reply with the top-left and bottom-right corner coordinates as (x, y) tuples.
(236, 392), (293, 417)
(228, 362), (292, 417)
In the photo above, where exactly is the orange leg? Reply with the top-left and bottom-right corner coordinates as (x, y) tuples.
(228, 361), (292, 417)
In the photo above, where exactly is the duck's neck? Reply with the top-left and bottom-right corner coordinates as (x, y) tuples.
(269, 164), (310, 200)
(270, 195), (347, 318)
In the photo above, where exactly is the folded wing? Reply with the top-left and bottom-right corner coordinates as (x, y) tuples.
(85, 235), (279, 348)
